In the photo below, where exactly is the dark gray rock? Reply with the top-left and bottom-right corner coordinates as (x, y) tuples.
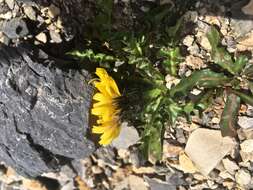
(0, 45), (95, 177)
(2, 18), (29, 39)
(144, 176), (177, 190)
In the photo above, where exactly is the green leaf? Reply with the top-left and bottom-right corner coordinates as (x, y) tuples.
(234, 55), (248, 74)
(159, 47), (182, 76)
(207, 26), (244, 75)
(134, 59), (165, 86)
(123, 36), (146, 63)
(183, 90), (213, 120)
(184, 102), (195, 115)
(170, 69), (230, 98)
(145, 96), (163, 114)
(220, 93), (240, 137)
(168, 101), (183, 124)
(139, 119), (163, 163)
(207, 26), (220, 49)
(232, 90), (253, 106)
(146, 88), (162, 99)
(212, 47), (235, 74)
(67, 49), (116, 63)
(148, 122), (163, 162)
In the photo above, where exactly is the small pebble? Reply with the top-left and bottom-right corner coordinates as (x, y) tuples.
(49, 30), (62, 43)
(23, 6), (36, 20)
(235, 169), (251, 186)
(5, 0), (14, 10)
(35, 32), (47, 43)
(183, 35), (194, 47)
(240, 139), (253, 153)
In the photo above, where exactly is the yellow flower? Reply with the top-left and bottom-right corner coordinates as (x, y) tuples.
(91, 68), (122, 145)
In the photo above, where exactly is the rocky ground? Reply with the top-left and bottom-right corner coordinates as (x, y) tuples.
(0, 0), (253, 190)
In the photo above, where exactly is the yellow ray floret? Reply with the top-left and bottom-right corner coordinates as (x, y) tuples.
(91, 68), (122, 145)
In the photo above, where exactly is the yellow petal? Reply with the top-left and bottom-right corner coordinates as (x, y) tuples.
(99, 136), (113, 145)
(93, 81), (108, 96)
(91, 68), (122, 145)
(91, 106), (115, 122)
(99, 125), (121, 145)
(93, 101), (111, 108)
(95, 68), (121, 97)
(106, 78), (121, 97)
(96, 68), (109, 81)
(92, 119), (117, 134)
(91, 106), (112, 115)
(99, 128), (116, 145)
(92, 125), (108, 134)
(93, 93), (111, 102)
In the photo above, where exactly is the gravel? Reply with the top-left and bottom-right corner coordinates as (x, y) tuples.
(0, 0), (253, 189)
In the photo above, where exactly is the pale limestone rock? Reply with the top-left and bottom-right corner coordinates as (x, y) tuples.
(185, 128), (236, 175)
(112, 123), (139, 150)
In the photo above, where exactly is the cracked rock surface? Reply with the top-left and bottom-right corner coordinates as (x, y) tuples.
(0, 45), (95, 177)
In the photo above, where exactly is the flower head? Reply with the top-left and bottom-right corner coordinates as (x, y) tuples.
(91, 68), (122, 145)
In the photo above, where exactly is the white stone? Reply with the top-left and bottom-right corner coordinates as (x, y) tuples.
(240, 139), (253, 153)
(112, 122), (139, 149)
(128, 175), (148, 190)
(35, 32), (47, 43)
(185, 128), (236, 175)
(114, 175), (148, 190)
(238, 116), (253, 129)
(5, 0), (14, 9)
(183, 35), (194, 47)
(185, 55), (204, 70)
(240, 151), (253, 162)
(0, 12), (12, 20)
(222, 158), (239, 174)
(219, 171), (235, 180)
(0, 32), (9, 45)
(23, 6), (36, 21)
(49, 30), (62, 43)
(199, 36), (212, 51)
(235, 169), (251, 186)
